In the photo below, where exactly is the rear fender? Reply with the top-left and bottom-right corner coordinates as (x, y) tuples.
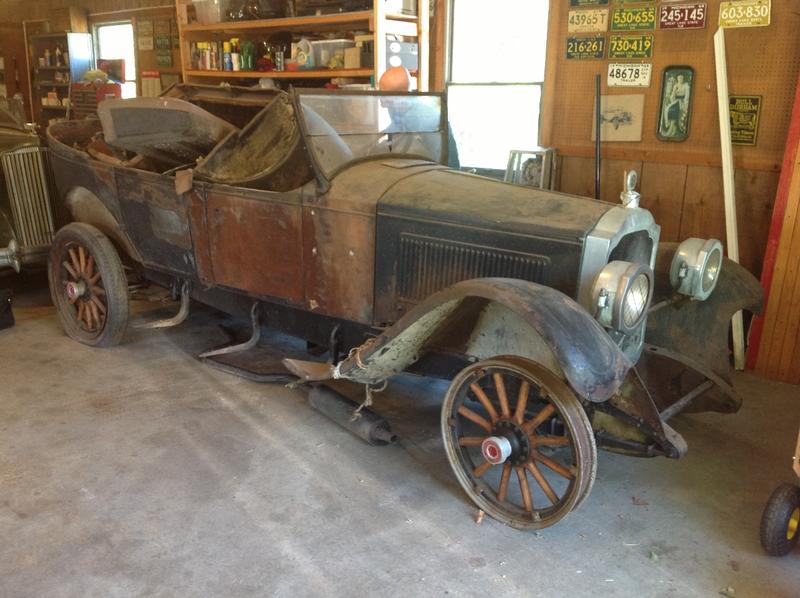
(335, 278), (632, 403)
(64, 187), (142, 263)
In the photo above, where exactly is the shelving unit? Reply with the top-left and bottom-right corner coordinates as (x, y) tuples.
(174, 1), (429, 90)
(29, 32), (93, 126)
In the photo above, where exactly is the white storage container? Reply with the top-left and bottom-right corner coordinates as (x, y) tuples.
(310, 39), (356, 69)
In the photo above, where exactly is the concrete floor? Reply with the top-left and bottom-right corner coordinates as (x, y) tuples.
(2, 274), (800, 598)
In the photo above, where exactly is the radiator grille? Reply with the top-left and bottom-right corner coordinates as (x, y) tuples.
(2, 147), (58, 249)
(398, 234), (550, 302)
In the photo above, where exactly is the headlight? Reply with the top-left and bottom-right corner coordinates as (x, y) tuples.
(591, 260), (653, 334)
(670, 238), (723, 301)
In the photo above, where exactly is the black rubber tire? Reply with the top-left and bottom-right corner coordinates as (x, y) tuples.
(48, 222), (129, 347)
(441, 356), (596, 531)
(760, 483), (800, 556)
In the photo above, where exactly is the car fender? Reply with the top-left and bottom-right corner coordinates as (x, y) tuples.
(334, 277), (632, 402)
(64, 186), (142, 264)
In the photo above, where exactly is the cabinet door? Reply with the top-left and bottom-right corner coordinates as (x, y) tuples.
(205, 186), (304, 304)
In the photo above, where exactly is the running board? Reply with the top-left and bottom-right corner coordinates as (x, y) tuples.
(132, 281), (190, 329)
(198, 303), (260, 359)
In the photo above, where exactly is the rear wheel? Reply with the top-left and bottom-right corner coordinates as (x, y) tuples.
(760, 483), (800, 556)
(441, 356), (596, 530)
(48, 223), (129, 347)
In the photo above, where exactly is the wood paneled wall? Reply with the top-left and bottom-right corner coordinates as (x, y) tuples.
(542, 0), (799, 277)
(0, 0), (171, 22)
(753, 75), (800, 384)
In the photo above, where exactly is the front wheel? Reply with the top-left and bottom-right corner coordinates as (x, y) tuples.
(48, 223), (129, 347)
(441, 356), (596, 530)
(760, 483), (800, 556)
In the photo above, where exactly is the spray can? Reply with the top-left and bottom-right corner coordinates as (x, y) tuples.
(223, 41), (232, 71)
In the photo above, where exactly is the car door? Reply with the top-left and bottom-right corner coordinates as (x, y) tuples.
(194, 182), (305, 305)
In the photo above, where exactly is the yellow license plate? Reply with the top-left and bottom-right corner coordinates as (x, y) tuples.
(719, 0), (770, 28)
(568, 8), (609, 33)
(608, 34), (654, 59)
(611, 6), (657, 31)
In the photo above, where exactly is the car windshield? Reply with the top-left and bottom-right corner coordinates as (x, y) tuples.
(297, 91), (445, 178)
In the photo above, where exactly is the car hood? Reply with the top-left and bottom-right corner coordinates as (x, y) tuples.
(0, 125), (38, 153)
(377, 166), (614, 242)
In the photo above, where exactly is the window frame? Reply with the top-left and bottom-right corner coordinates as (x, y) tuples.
(93, 20), (138, 98)
(444, 0), (548, 170)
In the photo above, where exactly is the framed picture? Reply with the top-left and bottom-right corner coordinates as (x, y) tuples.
(504, 149), (557, 190)
(591, 94), (645, 142)
(657, 66), (694, 142)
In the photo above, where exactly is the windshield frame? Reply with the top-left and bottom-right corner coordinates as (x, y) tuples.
(290, 88), (448, 191)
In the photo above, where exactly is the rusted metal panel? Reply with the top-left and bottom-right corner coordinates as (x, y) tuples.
(187, 185), (214, 285)
(114, 167), (194, 275)
(207, 188), (304, 303)
(302, 205), (374, 324)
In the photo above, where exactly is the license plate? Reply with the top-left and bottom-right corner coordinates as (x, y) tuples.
(659, 2), (707, 29)
(719, 0), (770, 28)
(570, 0), (609, 6)
(566, 36), (606, 59)
(611, 6), (657, 31)
(568, 8), (609, 32)
(608, 34), (654, 59)
(607, 63), (652, 87)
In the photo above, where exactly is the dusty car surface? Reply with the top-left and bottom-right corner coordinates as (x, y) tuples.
(46, 84), (762, 530)
(0, 96), (44, 271)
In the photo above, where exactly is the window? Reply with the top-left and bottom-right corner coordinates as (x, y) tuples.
(447, 0), (549, 169)
(95, 22), (137, 99)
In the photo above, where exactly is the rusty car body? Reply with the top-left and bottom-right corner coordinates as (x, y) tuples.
(46, 84), (762, 530)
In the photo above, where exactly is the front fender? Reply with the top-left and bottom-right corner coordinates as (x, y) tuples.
(334, 278), (632, 402)
(642, 243), (763, 414)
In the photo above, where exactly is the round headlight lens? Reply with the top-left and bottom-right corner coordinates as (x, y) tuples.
(670, 238), (724, 301)
(623, 272), (650, 328)
(591, 261), (653, 334)
(702, 248), (722, 294)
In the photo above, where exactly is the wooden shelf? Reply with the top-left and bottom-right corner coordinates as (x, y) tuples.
(185, 68), (373, 79)
(36, 65), (71, 71)
(182, 11), (373, 34)
(40, 105), (67, 111)
(34, 81), (70, 88)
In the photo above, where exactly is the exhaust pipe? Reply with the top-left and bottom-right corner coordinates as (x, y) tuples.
(309, 385), (398, 446)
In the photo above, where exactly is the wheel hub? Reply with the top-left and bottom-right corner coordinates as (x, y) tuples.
(490, 420), (531, 465)
(66, 280), (88, 301)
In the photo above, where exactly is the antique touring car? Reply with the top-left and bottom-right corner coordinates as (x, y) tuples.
(46, 85), (762, 530)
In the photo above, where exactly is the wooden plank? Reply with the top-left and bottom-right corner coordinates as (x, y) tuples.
(747, 74), (800, 369)
(558, 156), (596, 198)
(734, 169), (779, 276)
(756, 151), (800, 380)
(714, 27), (744, 370)
(639, 162), (687, 242)
(679, 165), (726, 243)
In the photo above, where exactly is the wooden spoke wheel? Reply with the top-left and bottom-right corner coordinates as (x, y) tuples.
(442, 356), (596, 530)
(48, 223), (129, 347)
